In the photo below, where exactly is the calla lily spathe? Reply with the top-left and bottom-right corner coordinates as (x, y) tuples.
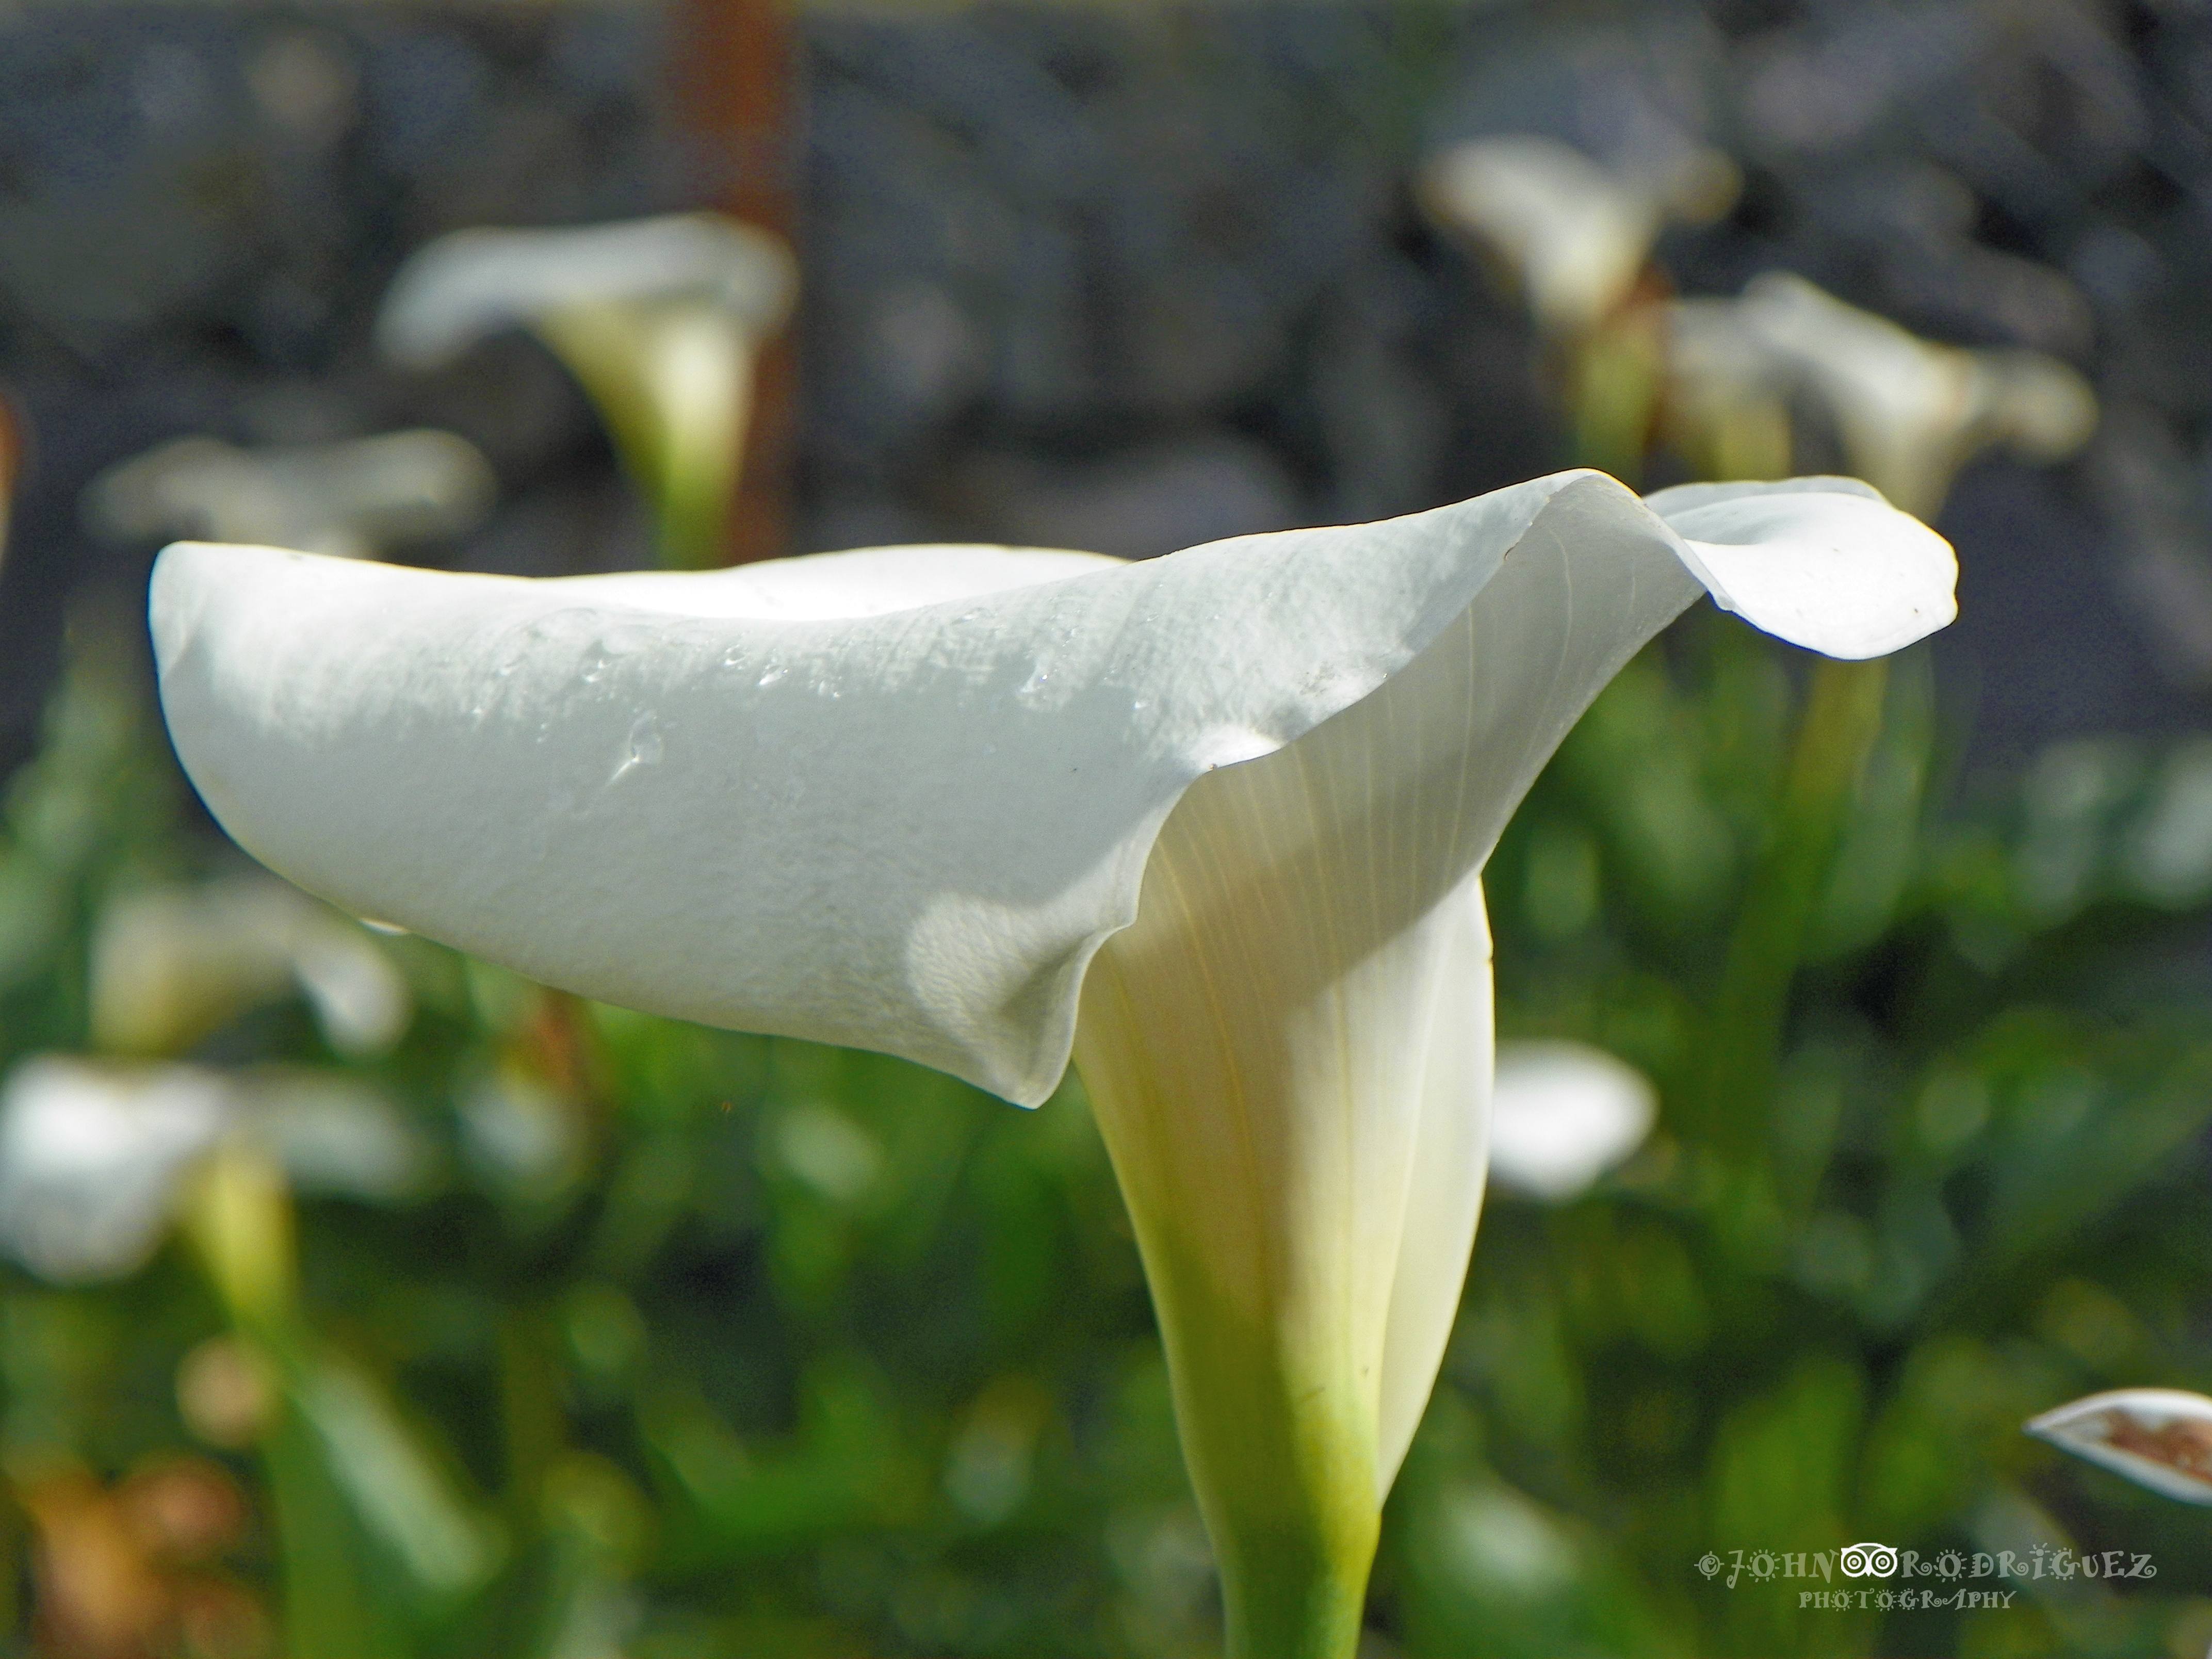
(1421, 135), (1738, 340)
(91, 874), (412, 1059)
(152, 469), (1952, 1652)
(0, 1056), (425, 1285)
(378, 213), (797, 570)
(1667, 273), (2097, 517)
(153, 473), (1944, 1102)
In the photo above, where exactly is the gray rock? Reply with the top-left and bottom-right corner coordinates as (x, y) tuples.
(949, 432), (1305, 561)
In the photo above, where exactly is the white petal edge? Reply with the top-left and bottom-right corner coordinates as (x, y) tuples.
(1373, 874), (1492, 1494)
(1641, 475), (1885, 515)
(153, 470), (1953, 1107)
(2026, 1388), (2212, 1505)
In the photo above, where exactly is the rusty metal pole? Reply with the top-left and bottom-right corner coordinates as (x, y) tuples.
(667, 0), (799, 566)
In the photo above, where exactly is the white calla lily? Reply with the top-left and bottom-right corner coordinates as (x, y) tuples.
(378, 213), (797, 569)
(0, 1055), (431, 1287)
(0, 1056), (231, 1283)
(92, 874), (412, 1059)
(2026, 1388), (2212, 1505)
(151, 468), (1951, 1655)
(1670, 273), (2097, 516)
(1422, 135), (1737, 340)
(1662, 298), (1797, 485)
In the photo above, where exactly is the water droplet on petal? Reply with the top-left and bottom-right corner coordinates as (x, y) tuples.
(608, 713), (664, 784)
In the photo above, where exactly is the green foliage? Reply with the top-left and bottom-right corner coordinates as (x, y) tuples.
(1439, 612), (2212, 1658)
(0, 627), (1179, 1658)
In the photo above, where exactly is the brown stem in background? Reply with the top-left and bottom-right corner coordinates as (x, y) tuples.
(668, 0), (799, 566)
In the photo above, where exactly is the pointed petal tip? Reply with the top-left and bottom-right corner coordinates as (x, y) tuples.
(2026, 1388), (2212, 1505)
(152, 540), (351, 680)
(151, 540), (242, 675)
(1651, 482), (1957, 659)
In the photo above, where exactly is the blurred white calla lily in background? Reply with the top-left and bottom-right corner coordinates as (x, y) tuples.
(91, 874), (412, 1058)
(1661, 298), (1797, 487)
(0, 1056), (431, 1286)
(0, 1058), (231, 1283)
(1421, 134), (1738, 341)
(2027, 1388), (2212, 1505)
(250, 1071), (433, 1203)
(150, 468), (1951, 1655)
(84, 430), (495, 562)
(1486, 1039), (1657, 1201)
(1666, 272), (2097, 516)
(378, 213), (798, 570)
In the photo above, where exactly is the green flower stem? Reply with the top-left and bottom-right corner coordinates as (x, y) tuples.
(1119, 1235), (1379, 1659)
(182, 1137), (296, 1331)
(1569, 304), (1664, 485)
(655, 462), (736, 573)
(1697, 655), (1891, 1159)
(182, 1145), (408, 1659)
(259, 1398), (408, 1659)
(1225, 1530), (1374, 1659)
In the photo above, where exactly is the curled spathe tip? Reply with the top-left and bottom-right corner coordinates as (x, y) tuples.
(2026, 1388), (2212, 1505)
